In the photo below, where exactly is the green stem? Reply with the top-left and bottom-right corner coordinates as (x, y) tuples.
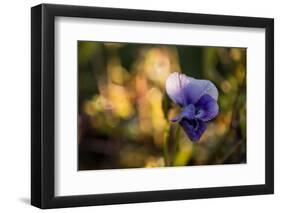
(172, 124), (181, 166)
(163, 124), (170, 166)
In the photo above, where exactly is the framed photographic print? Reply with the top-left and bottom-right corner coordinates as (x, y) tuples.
(31, 3), (274, 209)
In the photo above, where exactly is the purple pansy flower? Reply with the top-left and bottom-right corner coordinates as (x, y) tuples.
(165, 72), (219, 142)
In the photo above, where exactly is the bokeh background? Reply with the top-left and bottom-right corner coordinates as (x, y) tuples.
(78, 41), (246, 170)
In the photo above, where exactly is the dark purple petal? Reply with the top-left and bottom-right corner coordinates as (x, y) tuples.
(182, 77), (218, 105)
(165, 72), (191, 106)
(195, 94), (219, 121)
(180, 119), (207, 142)
(170, 104), (195, 122)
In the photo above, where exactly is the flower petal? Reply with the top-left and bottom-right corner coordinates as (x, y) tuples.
(165, 72), (191, 106)
(183, 77), (218, 104)
(180, 119), (207, 142)
(170, 104), (195, 122)
(165, 72), (218, 106)
(195, 94), (219, 121)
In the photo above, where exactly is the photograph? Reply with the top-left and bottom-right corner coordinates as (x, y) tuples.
(30, 2), (274, 209)
(78, 41), (247, 170)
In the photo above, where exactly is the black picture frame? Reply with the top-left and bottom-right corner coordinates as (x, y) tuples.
(31, 3), (274, 209)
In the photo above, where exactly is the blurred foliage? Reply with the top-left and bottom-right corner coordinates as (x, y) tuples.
(78, 41), (246, 170)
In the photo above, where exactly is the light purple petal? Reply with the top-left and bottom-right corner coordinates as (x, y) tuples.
(171, 104), (195, 122)
(195, 94), (219, 121)
(180, 119), (207, 142)
(165, 72), (191, 106)
(183, 77), (218, 105)
(165, 72), (218, 106)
